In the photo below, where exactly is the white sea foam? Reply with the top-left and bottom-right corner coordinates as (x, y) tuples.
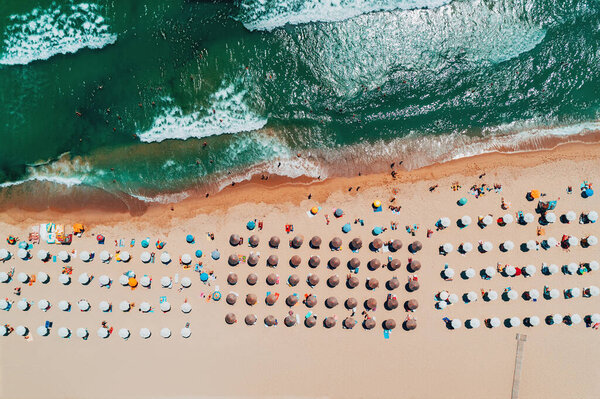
(129, 192), (191, 204)
(237, 0), (451, 31)
(138, 82), (267, 143)
(0, 3), (117, 65)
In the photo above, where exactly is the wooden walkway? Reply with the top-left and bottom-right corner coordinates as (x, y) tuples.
(511, 333), (528, 399)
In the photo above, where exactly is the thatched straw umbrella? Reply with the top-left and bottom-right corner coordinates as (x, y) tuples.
(372, 238), (383, 250)
(408, 280), (420, 291)
(347, 276), (359, 288)
(291, 236), (304, 248)
(406, 299), (419, 311)
(328, 275), (340, 287)
(389, 259), (401, 270)
(324, 317), (337, 328)
(330, 237), (342, 250)
(405, 319), (417, 330)
(267, 255), (278, 266)
(225, 313), (237, 324)
(305, 316), (317, 328)
(245, 314), (257, 325)
(227, 273), (238, 285)
(391, 239), (402, 251)
(408, 260), (421, 272)
(329, 257), (341, 269)
(249, 235), (260, 247)
(264, 315), (276, 326)
(247, 254), (259, 266)
(387, 277), (400, 290)
(226, 293), (237, 305)
(310, 236), (322, 248)
(269, 236), (280, 248)
(228, 254), (239, 266)
(246, 294), (257, 305)
(229, 234), (240, 246)
(343, 318), (356, 329)
(288, 274), (300, 286)
(290, 255), (301, 267)
(266, 293), (278, 305)
(364, 318), (376, 330)
(345, 297), (358, 309)
(366, 298), (377, 310)
(247, 273), (258, 285)
(368, 258), (381, 270)
(325, 296), (339, 308)
(350, 238), (363, 250)
(384, 319), (397, 330)
(284, 315), (296, 327)
(367, 278), (379, 290)
(305, 295), (317, 308)
(309, 256), (321, 268)
(386, 297), (398, 310)
(286, 295), (299, 307)
(409, 241), (423, 253)
(266, 273), (278, 285)
(349, 257), (360, 269)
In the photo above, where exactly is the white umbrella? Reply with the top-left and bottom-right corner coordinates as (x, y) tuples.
(468, 318), (480, 328)
(443, 268), (455, 279)
(448, 293), (459, 304)
(546, 237), (558, 247)
(139, 328), (151, 339)
(181, 302), (192, 313)
(37, 326), (48, 336)
(586, 236), (598, 246)
(529, 316), (540, 326)
(37, 299), (49, 311)
(549, 289), (559, 299)
(566, 263), (578, 274)
(99, 275), (110, 287)
(15, 326), (28, 336)
(17, 272), (29, 283)
(119, 301), (130, 311)
(461, 215), (472, 226)
(97, 328), (109, 338)
(528, 289), (540, 300)
(17, 299), (29, 310)
(76, 328), (88, 338)
(568, 236), (578, 247)
(591, 313), (600, 323)
(0, 299), (8, 310)
(507, 290), (518, 300)
(78, 273), (90, 285)
(79, 251), (90, 262)
(587, 286), (599, 297)
(119, 274), (129, 286)
(552, 314), (563, 325)
(439, 291), (449, 301)
(524, 265), (536, 276)
(37, 249), (48, 261)
(160, 328), (171, 338)
(526, 240), (537, 250)
(17, 248), (29, 260)
(590, 261), (599, 271)
(547, 264), (559, 275)
(465, 268), (475, 278)
(523, 213), (534, 223)
(569, 314), (582, 325)
(140, 276), (151, 287)
(58, 250), (69, 262)
(442, 243), (453, 254)
(568, 287), (581, 298)
(141, 251), (151, 263)
(58, 327), (70, 338)
(482, 215), (493, 226)
(0, 249), (9, 260)
(0, 272), (8, 283)
(181, 277), (192, 288)
(486, 290), (498, 301)
(466, 291), (477, 302)
(120, 251), (130, 262)
(440, 217), (450, 227)
(588, 211), (598, 222)
(99, 301), (110, 312)
(485, 266), (496, 278)
(37, 271), (49, 283)
(140, 302), (151, 312)
(100, 250), (110, 262)
(437, 301), (447, 310)
(78, 300), (90, 311)
(119, 328), (130, 339)
(160, 301), (171, 312)
(58, 300), (70, 311)
(509, 317), (521, 327)
(505, 265), (516, 276)
(160, 252), (171, 264)
(181, 254), (192, 265)
(160, 276), (171, 288)
(482, 241), (493, 252)
(544, 212), (556, 223)
(0, 325), (7, 336)
(58, 274), (70, 285)
(181, 327), (191, 338)
(461, 242), (473, 253)
(566, 211), (576, 221)
(502, 241), (514, 251)
(450, 319), (462, 329)
(502, 214), (514, 224)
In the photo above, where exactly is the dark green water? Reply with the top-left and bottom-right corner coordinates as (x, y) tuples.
(0, 0), (599, 207)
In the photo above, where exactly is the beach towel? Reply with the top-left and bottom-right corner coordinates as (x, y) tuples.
(160, 296), (167, 303)
(383, 330), (390, 339)
(374, 206), (382, 212)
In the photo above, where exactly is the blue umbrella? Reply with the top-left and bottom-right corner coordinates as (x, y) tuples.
(334, 209), (343, 217)
(372, 226), (383, 236)
(458, 197), (467, 206)
(141, 239), (149, 248)
(246, 221), (256, 230)
(18, 241), (28, 249)
(211, 250), (220, 260)
(186, 234), (194, 243)
(200, 272), (208, 282)
(342, 223), (352, 233)
(583, 188), (594, 198)
(195, 250), (203, 258)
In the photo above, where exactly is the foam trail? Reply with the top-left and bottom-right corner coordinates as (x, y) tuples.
(0, 3), (117, 65)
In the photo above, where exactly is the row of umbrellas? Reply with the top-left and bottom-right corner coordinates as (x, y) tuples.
(0, 325), (192, 339)
(447, 313), (599, 329)
(437, 210), (597, 230)
(442, 261), (599, 281)
(228, 255), (420, 272)
(440, 235), (597, 255)
(0, 298), (193, 314)
(224, 313), (417, 330)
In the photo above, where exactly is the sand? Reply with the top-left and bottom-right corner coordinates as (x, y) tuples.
(0, 142), (599, 399)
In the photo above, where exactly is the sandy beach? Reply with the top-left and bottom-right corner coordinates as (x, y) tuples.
(0, 142), (599, 399)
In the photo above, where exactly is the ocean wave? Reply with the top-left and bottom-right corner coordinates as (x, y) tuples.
(236, 0), (451, 31)
(129, 192), (191, 204)
(0, 3), (116, 65)
(138, 81), (267, 143)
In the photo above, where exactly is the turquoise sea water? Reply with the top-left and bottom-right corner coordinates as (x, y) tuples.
(0, 0), (599, 209)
